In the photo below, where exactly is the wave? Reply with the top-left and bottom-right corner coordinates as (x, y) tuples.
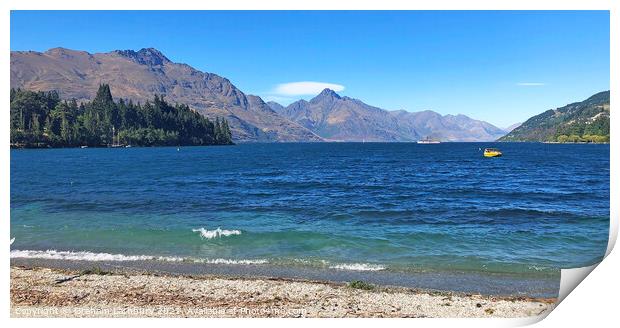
(194, 258), (268, 265)
(10, 249), (172, 261)
(527, 265), (551, 272)
(192, 227), (241, 239)
(329, 263), (386, 271)
(286, 258), (385, 271)
(290, 258), (330, 266)
(10, 249), (385, 271)
(10, 249), (268, 265)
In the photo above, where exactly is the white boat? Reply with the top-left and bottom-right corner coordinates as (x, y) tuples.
(417, 137), (440, 144)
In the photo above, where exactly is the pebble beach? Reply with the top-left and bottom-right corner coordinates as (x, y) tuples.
(11, 266), (555, 318)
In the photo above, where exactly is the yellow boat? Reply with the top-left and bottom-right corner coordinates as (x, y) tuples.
(483, 148), (502, 157)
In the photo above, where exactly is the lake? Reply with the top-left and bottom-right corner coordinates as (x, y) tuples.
(10, 143), (610, 297)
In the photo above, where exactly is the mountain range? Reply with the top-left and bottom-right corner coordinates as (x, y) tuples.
(268, 89), (507, 142)
(11, 47), (508, 142)
(499, 91), (610, 142)
(10, 47), (321, 142)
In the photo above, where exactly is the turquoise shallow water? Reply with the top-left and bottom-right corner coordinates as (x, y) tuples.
(10, 143), (609, 295)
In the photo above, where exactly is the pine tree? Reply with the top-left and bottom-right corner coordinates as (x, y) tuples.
(10, 87), (234, 147)
(221, 119), (232, 144)
(214, 117), (222, 143)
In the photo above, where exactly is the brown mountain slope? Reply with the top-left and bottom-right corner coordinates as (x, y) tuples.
(390, 110), (507, 142)
(10, 47), (322, 142)
(276, 89), (506, 142)
(279, 89), (417, 142)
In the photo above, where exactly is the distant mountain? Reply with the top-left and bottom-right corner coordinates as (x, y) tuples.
(10, 47), (508, 143)
(503, 122), (522, 133)
(266, 101), (286, 113)
(498, 91), (610, 142)
(10, 47), (322, 142)
(389, 110), (507, 142)
(280, 89), (414, 141)
(277, 89), (506, 142)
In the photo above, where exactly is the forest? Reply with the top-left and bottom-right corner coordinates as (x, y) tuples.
(10, 84), (233, 148)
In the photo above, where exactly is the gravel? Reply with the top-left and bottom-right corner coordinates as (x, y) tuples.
(10, 266), (555, 318)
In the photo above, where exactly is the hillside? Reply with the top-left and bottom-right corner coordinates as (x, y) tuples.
(390, 110), (507, 142)
(10, 47), (322, 142)
(274, 89), (506, 142)
(498, 91), (610, 142)
(277, 89), (413, 141)
(11, 47), (510, 143)
(503, 122), (522, 133)
(10, 84), (233, 148)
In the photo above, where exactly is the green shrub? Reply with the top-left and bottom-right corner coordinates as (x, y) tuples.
(348, 280), (375, 290)
(80, 266), (111, 275)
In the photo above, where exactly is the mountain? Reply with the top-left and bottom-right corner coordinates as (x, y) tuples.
(10, 47), (508, 143)
(10, 47), (322, 142)
(280, 89), (414, 141)
(266, 101), (286, 113)
(389, 110), (507, 142)
(277, 89), (507, 142)
(498, 91), (610, 142)
(503, 122), (522, 133)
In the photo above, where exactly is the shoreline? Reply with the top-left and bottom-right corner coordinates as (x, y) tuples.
(10, 256), (560, 298)
(11, 265), (555, 318)
(9, 143), (235, 149)
(10, 141), (610, 149)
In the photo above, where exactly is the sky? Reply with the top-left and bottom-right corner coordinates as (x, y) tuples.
(11, 11), (609, 128)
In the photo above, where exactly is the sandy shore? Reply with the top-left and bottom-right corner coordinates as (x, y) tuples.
(11, 266), (555, 318)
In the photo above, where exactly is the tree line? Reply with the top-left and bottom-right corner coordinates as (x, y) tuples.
(10, 84), (233, 147)
(554, 114), (610, 143)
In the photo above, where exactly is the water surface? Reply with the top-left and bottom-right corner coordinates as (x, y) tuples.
(10, 143), (610, 297)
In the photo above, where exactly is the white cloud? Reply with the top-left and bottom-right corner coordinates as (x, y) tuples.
(274, 81), (345, 96)
(516, 82), (546, 86)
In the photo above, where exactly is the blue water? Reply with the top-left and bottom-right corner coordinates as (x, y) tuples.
(10, 143), (609, 293)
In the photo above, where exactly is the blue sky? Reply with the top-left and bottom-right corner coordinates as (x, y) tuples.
(11, 11), (609, 127)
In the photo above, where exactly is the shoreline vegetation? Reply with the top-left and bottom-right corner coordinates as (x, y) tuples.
(10, 140), (608, 149)
(10, 84), (234, 149)
(9, 84), (609, 146)
(10, 266), (555, 318)
(498, 91), (610, 144)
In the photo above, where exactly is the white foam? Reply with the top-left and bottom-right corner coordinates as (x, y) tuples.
(528, 265), (548, 271)
(292, 258), (330, 266)
(329, 263), (386, 271)
(10, 249), (171, 262)
(195, 258), (269, 265)
(10, 249), (267, 265)
(192, 227), (242, 239)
